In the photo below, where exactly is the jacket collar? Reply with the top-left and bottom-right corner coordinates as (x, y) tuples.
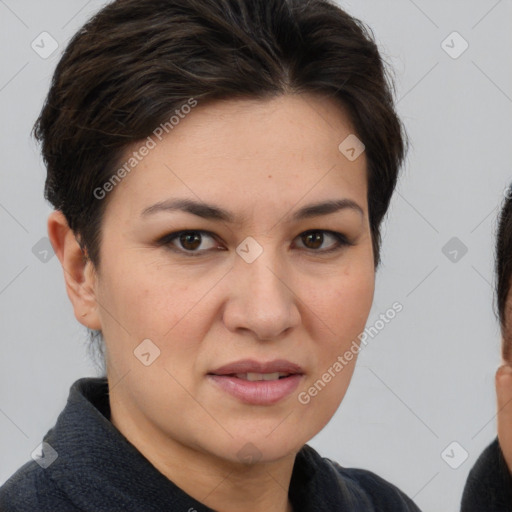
(41, 377), (350, 512)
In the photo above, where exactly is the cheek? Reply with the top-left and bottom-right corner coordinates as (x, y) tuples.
(295, 268), (374, 436)
(336, 270), (375, 330)
(310, 264), (375, 344)
(98, 251), (201, 332)
(95, 254), (231, 390)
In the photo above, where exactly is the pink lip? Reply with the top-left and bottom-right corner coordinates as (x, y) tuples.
(207, 359), (304, 406)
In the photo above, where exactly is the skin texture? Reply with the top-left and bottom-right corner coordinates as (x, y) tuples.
(48, 93), (375, 512)
(496, 364), (512, 473)
(496, 298), (512, 474)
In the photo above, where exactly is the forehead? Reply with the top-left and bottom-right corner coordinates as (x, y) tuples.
(104, 93), (368, 222)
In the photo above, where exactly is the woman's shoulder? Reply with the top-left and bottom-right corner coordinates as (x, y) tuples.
(0, 377), (100, 512)
(0, 458), (79, 512)
(327, 458), (421, 511)
(292, 444), (422, 511)
(461, 437), (512, 511)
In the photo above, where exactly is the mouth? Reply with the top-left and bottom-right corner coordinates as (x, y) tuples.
(230, 372), (292, 381)
(209, 358), (304, 377)
(207, 359), (304, 405)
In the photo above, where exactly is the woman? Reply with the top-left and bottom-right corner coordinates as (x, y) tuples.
(0, 0), (419, 510)
(461, 188), (512, 511)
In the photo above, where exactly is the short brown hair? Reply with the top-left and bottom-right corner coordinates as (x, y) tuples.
(35, 0), (406, 269)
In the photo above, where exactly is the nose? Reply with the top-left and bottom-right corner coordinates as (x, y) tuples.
(222, 246), (301, 341)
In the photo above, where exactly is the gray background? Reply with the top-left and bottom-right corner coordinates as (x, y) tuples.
(1, 1), (511, 511)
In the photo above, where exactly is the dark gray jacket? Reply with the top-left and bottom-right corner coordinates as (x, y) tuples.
(0, 377), (421, 511)
(461, 438), (512, 511)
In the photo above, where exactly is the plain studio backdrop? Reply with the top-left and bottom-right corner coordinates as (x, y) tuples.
(0, 1), (511, 511)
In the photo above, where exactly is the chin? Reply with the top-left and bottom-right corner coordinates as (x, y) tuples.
(216, 430), (309, 466)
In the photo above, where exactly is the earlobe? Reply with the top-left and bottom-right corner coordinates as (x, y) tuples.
(47, 211), (102, 330)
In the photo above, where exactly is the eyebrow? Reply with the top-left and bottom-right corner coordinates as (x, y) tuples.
(141, 197), (364, 223)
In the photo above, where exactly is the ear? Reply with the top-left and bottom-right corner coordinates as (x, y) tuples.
(47, 211), (102, 330)
(496, 364), (512, 474)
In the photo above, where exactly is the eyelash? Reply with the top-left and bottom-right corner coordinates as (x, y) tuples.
(157, 229), (354, 257)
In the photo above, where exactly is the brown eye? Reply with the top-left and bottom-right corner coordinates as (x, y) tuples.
(295, 230), (352, 253)
(302, 231), (324, 249)
(179, 232), (202, 251)
(159, 230), (220, 255)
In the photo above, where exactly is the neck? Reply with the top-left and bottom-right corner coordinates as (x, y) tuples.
(110, 402), (296, 512)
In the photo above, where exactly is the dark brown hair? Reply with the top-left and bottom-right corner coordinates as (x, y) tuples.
(497, 186), (512, 359)
(35, 0), (406, 268)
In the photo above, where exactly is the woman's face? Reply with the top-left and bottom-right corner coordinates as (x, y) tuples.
(86, 93), (375, 465)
